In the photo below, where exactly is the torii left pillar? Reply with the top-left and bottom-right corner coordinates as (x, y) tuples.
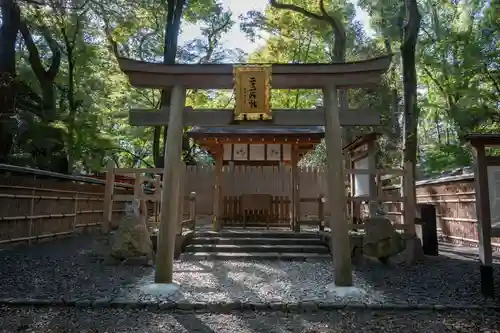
(155, 85), (186, 284)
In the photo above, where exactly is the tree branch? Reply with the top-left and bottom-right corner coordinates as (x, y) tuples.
(422, 66), (446, 95)
(269, 0), (346, 61)
(269, 0), (322, 21)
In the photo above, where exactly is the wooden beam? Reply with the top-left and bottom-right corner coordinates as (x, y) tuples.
(118, 55), (393, 89)
(129, 108), (380, 126)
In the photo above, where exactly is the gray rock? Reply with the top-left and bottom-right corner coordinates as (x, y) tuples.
(75, 300), (92, 308)
(299, 301), (318, 312)
(363, 217), (405, 260)
(159, 301), (175, 309)
(111, 199), (154, 261)
(177, 302), (194, 310)
(92, 298), (111, 308)
(286, 303), (300, 312)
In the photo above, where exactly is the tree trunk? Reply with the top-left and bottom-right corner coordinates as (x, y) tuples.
(0, 0), (21, 162)
(401, 0), (422, 172)
(153, 0), (185, 167)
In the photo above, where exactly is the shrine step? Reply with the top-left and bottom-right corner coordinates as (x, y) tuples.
(183, 230), (330, 261)
(184, 244), (330, 254)
(194, 231), (320, 239)
(191, 237), (324, 246)
(180, 252), (331, 261)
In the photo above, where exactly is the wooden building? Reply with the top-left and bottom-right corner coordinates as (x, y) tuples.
(187, 126), (324, 230)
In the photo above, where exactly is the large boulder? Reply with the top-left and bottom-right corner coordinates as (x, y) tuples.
(110, 199), (154, 264)
(362, 217), (405, 262)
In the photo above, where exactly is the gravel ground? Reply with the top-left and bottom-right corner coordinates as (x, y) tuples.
(1, 306), (499, 332)
(0, 235), (499, 306)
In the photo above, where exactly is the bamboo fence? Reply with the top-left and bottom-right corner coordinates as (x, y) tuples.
(0, 164), (133, 245)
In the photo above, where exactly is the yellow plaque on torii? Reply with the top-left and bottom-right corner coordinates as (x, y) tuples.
(233, 65), (272, 121)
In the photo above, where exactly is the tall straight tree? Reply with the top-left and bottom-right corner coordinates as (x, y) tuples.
(400, 0), (422, 171)
(0, 0), (21, 162)
(153, 0), (185, 167)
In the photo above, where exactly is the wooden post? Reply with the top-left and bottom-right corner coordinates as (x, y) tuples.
(189, 192), (197, 231)
(291, 145), (300, 232)
(133, 171), (142, 197)
(323, 84), (353, 286)
(347, 155), (355, 223)
(155, 85), (186, 284)
(102, 160), (115, 234)
(176, 164), (185, 235)
(367, 140), (378, 216)
(319, 195), (325, 231)
(402, 160), (417, 264)
(349, 156), (361, 224)
(213, 144), (223, 231)
(472, 145), (494, 297)
(28, 188), (35, 244)
(153, 175), (161, 227)
(73, 193), (79, 232)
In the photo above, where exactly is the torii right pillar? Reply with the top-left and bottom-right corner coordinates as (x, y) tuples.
(323, 84), (353, 286)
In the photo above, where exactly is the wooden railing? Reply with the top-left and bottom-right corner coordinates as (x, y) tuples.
(103, 162), (198, 234)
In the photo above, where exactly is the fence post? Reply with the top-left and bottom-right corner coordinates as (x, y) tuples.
(72, 193), (79, 233)
(133, 171), (142, 198)
(28, 188), (35, 244)
(319, 195), (325, 231)
(190, 192), (197, 231)
(102, 160), (115, 234)
(153, 175), (161, 227)
(415, 203), (439, 256)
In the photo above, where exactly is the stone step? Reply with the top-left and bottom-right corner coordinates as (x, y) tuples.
(191, 237), (325, 246)
(180, 252), (331, 261)
(194, 231), (320, 239)
(185, 244), (330, 254)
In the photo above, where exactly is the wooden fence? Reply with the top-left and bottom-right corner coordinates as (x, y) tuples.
(104, 164), (197, 233)
(103, 163), (410, 230)
(0, 164), (133, 245)
(383, 173), (500, 250)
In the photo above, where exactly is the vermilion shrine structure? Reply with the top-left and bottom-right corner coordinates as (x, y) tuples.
(115, 55), (417, 289)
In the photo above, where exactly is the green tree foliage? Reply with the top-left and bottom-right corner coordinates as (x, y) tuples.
(0, 0), (498, 178)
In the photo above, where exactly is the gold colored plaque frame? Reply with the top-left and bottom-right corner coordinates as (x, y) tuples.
(233, 65), (272, 121)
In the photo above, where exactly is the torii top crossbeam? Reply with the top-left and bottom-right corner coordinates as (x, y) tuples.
(117, 55), (392, 89)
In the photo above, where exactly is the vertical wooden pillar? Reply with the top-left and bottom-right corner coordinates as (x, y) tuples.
(472, 145), (494, 297)
(348, 155), (360, 223)
(367, 140), (378, 216)
(155, 85), (186, 284)
(102, 160), (115, 234)
(175, 163), (185, 235)
(213, 144), (223, 231)
(133, 171), (142, 197)
(323, 84), (353, 286)
(291, 145), (300, 232)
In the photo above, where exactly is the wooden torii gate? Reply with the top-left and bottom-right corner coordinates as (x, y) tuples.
(118, 55), (392, 287)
